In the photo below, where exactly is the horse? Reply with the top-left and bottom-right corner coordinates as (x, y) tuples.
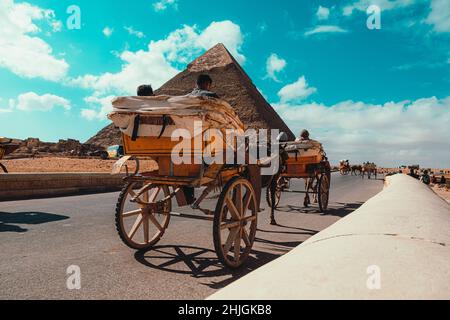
(351, 165), (362, 176)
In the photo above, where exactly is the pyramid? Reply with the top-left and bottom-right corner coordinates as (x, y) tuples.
(87, 43), (294, 147)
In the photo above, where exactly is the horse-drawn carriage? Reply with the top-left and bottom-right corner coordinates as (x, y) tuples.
(0, 138), (19, 173)
(266, 138), (331, 225)
(362, 162), (377, 179)
(108, 94), (332, 268)
(339, 160), (351, 175)
(108, 95), (265, 268)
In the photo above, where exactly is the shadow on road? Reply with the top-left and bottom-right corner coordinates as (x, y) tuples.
(272, 201), (364, 218)
(0, 211), (69, 233)
(275, 204), (321, 214)
(134, 243), (295, 290)
(257, 223), (318, 236)
(326, 202), (364, 217)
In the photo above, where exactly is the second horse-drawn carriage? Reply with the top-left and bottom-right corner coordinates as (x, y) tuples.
(362, 162), (377, 179)
(266, 137), (331, 225)
(339, 160), (351, 175)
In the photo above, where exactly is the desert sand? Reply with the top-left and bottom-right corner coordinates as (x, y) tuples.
(1, 157), (157, 173)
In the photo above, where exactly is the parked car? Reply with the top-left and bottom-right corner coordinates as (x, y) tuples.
(107, 145), (124, 159)
(86, 149), (109, 160)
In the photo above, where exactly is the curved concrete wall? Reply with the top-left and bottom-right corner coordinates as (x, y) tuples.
(209, 174), (450, 300)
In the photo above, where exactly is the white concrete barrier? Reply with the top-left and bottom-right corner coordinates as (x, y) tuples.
(209, 174), (450, 300)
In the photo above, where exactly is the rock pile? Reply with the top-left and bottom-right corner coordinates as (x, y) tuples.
(8, 138), (103, 158)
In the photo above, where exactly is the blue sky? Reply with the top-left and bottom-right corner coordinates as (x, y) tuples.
(0, 0), (449, 167)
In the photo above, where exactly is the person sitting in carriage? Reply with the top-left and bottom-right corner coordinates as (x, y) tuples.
(189, 74), (220, 98)
(293, 129), (323, 151)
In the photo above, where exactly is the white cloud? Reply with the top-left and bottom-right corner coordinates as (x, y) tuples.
(0, 0), (69, 81)
(81, 95), (115, 121)
(278, 76), (317, 102)
(73, 20), (246, 121)
(343, 0), (415, 16)
(70, 20), (245, 97)
(273, 96), (450, 167)
(425, 0), (450, 33)
(10, 92), (71, 112)
(196, 21), (245, 64)
(266, 53), (287, 82)
(153, 0), (178, 12)
(103, 26), (114, 37)
(125, 26), (145, 38)
(317, 6), (330, 20)
(304, 25), (348, 36)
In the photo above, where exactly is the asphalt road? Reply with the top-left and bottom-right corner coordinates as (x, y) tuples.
(0, 173), (384, 300)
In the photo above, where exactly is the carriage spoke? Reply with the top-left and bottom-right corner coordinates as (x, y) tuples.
(223, 227), (239, 253)
(243, 215), (257, 223)
(143, 189), (149, 202)
(148, 213), (164, 232)
(225, 197), (241, 220)
(235, 184), (243, 215)
(233, 229), (242, 261)
(149, 187), (160, 202)
(221, 221), (240, 230)
(242, 191), (252, 215)
(242, 229), (251, 247)
(143, 215), (149, 243)
(122, 208), (142, 218)
(128, 214), (144, 239)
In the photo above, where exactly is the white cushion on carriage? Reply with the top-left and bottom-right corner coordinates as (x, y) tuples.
(285, 140), (322, 151)
(108, 95), (245, 138)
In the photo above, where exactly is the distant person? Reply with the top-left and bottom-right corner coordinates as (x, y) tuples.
(189, 74), (219, 98)
(431, 175), (437, 184)
(137, 84), (154, 96)
(441, 175), (446, 185)
(421, 170), (431, 185)
(408, 168), (419, 180)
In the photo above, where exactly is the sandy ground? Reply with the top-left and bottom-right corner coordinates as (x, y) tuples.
(1, 157), (157, 173)
(432, 184), (450, 204)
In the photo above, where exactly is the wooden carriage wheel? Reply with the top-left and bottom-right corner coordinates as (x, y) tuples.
(115, 182), (171, 250)
(318, 174), (330, 212)
(266, 176), (283, 208)
(213, 176), (257, 268)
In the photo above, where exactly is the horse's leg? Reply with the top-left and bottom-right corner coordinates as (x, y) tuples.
(270, 177), (277, 225)
(312, 177), (319, 203)
(303, 178), (310, 207)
